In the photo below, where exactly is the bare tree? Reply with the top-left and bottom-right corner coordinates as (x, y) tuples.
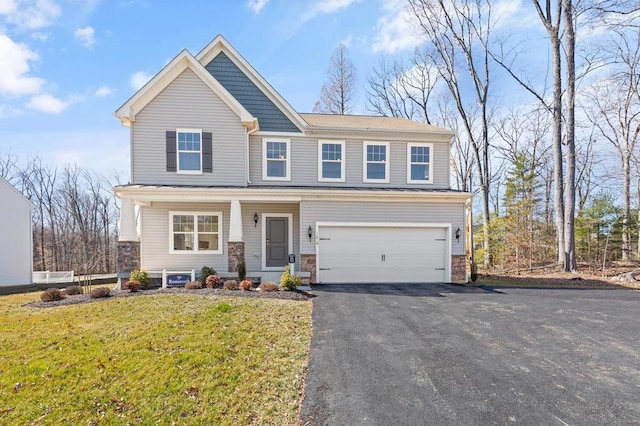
(583, 29), (640, 261)
(313, 43), (357, 114)
(408, 0), (494, 266)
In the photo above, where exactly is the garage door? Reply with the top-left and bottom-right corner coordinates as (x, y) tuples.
(317, 225), (448, 283)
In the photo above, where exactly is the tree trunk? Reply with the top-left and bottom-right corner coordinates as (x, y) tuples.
(622, 156), (631, 260)
(551, 33), (565, 266)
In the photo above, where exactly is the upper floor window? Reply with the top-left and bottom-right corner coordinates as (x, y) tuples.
(407, 143), (433, 184)
(170, 212), (222, 254)
(318, 140), (345, 182)
(263, 138), (290, 181)
(177, 129), (202, 174)
(363, 141), (390, 183)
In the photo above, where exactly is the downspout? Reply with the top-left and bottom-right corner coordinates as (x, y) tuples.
(466, 198), (474, 282)
(246, 119), (259, 185)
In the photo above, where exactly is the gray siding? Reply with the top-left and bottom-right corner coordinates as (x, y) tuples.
(205, 53), (301, 133)
(139, 202), (299, 273)
(132, 69), (247, 186)
(300, 200), (465, 255)
(249, 135), (450, 188)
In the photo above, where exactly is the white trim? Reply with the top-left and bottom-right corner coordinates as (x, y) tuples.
(318, 140), (346, 183)
(176, 128), (203, 175)
(315, 222), (452, 283)
(262, 138), (291, 181)
(169, 211), (223, 254)
(261, 213), (294, 271)
(406, 142), (434, 184)
(362, 141), (390, 183)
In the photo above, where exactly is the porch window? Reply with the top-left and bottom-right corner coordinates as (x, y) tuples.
(170, 212), (222, 253)
(263, 138), (290, 180)
(407, 143), (433, 183)
(318, 140), (345, 182)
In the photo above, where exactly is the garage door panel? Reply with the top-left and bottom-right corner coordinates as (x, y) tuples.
(318, 226), (448, 283)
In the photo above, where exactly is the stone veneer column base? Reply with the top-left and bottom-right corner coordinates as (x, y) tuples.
(301, 254), (316, 284)
(451, 254), (467, 283)
(116, 241), (140, 287)
(228, 242), (245, 273)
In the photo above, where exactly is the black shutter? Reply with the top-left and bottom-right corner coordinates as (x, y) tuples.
(166, 131), (177, 172)
(202, 132), (212, 173)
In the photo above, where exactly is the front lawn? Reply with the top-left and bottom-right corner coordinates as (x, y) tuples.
(0, 291), (312, 425)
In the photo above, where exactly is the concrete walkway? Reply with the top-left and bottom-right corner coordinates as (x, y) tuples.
(300, 283), (640, 425)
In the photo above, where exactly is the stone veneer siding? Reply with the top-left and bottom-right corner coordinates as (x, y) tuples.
(228, 242), (245, 273)
(451, 254), (467, 283)
(117, 241), (140, 276)
(301, 254), (316, 284)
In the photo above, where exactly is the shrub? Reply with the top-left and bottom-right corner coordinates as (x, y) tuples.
(185, 280), (202, 290)
(236, 260), (247, 281)
(130, 269), (151, 290)
(124, 280), (141, 292)
(279, 265), (301, 291)
(470, 262), (478, 283)
(200, 266), (216, 282)
(205, 274), (221, 288)
(41, 288), (65, 302)
(64, 285), (83, 295)
(223, 280), (239, 290)
(239, 279), (253, 291)
(90, 287), (111, 299)
(258, 282), (278, 292)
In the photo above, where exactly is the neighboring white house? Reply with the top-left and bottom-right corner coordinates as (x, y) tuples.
(0, 176), (33, 286)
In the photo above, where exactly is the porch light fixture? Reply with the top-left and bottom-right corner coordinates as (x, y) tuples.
(455, 227), (461, 242)
(307, 226), (313, 241)
(254, 212), (258, 227)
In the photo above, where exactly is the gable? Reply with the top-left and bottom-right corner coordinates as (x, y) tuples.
(205, 52), (301, 133)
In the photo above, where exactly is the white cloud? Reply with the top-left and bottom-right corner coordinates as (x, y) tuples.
(74, 25), (95, 48)
(0, 34), (44, 95)
(129, 70), (152, 90)
(0, 104), (23, 118)
(303, 0), (359, 22)
(4, 0), (62, 31)
(30, 31), (49, 41)
(26, 93), (68, 113)
(247, 0), (269, 14)
(0, 0), (17, 14)
(372, 0), (422, 53)
(94, 85), (114, 97)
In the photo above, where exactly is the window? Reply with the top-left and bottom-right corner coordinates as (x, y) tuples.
(363, 141), (390, 183)
(170, 212), (222, 253)
(407, 143), (433, 183)
(318, 140), (345, 182)
(263, 138), (290, 180)
(177, 129), (202, 174)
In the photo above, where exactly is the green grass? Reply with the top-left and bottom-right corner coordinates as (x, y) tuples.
(0, 292), (312, 425)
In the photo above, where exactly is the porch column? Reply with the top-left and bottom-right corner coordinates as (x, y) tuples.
(228, 200), (245, 273)
(116, 198), (140, 288)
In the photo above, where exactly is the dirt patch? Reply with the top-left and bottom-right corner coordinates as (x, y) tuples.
(28, 287), (314, 308)
(477, 269), (639, 290)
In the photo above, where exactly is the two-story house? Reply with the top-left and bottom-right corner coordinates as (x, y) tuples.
(114, 35), (471, 286)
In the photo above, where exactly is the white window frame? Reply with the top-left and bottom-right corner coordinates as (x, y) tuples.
(318, 140), (346, 182)
(407, 143), (434, 184)
(176, 128), (203, 175)
(362, 141), (390, 183)
(169, 211), (223, 254)
(262, 138), (291, 181)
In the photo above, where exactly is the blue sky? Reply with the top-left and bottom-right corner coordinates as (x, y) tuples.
(0, 0), (542, 180)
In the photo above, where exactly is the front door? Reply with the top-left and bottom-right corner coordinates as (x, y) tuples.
(266, 217), (288, 268)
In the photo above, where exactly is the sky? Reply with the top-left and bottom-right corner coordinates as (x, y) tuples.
(0, 0), (553, 182)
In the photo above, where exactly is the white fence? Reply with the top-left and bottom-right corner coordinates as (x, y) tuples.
(33, 270), (74, 284)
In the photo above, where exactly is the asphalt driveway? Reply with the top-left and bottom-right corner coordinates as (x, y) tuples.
(300, 283), (640, 425)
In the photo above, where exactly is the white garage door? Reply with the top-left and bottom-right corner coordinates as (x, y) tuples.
(317, 225), (448, 283)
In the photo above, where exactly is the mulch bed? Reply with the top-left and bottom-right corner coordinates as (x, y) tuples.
(478, 271), (637, 289)
(28, 287), (314, 308)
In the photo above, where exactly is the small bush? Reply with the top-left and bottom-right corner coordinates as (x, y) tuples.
(200, 266), (217, 282)
(90, 287), (110, 299)
(130, 269), (151, 289)
(258, 282), (278, 292)
(41, 288), (65, 302)
(470, 262), (478, 283)
(185, 280), (202, 290)
(237, 260), (247, 281)
(205, 274), (221, 288)
(280, 265), (301, 291)
(64, 285), (83, 295)
(223, 280), (239, 290)
(239, 279), (253, 291)
(124, 280), (141, 292)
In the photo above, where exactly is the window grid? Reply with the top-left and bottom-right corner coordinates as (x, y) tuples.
(319, 141), (345, 181)
(170, 213), (221, 253)
(263, 139), (290, 180)
(363, 142), (389, 182)
(407, 143), (433, 183)
(177, 129), (202, 173)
